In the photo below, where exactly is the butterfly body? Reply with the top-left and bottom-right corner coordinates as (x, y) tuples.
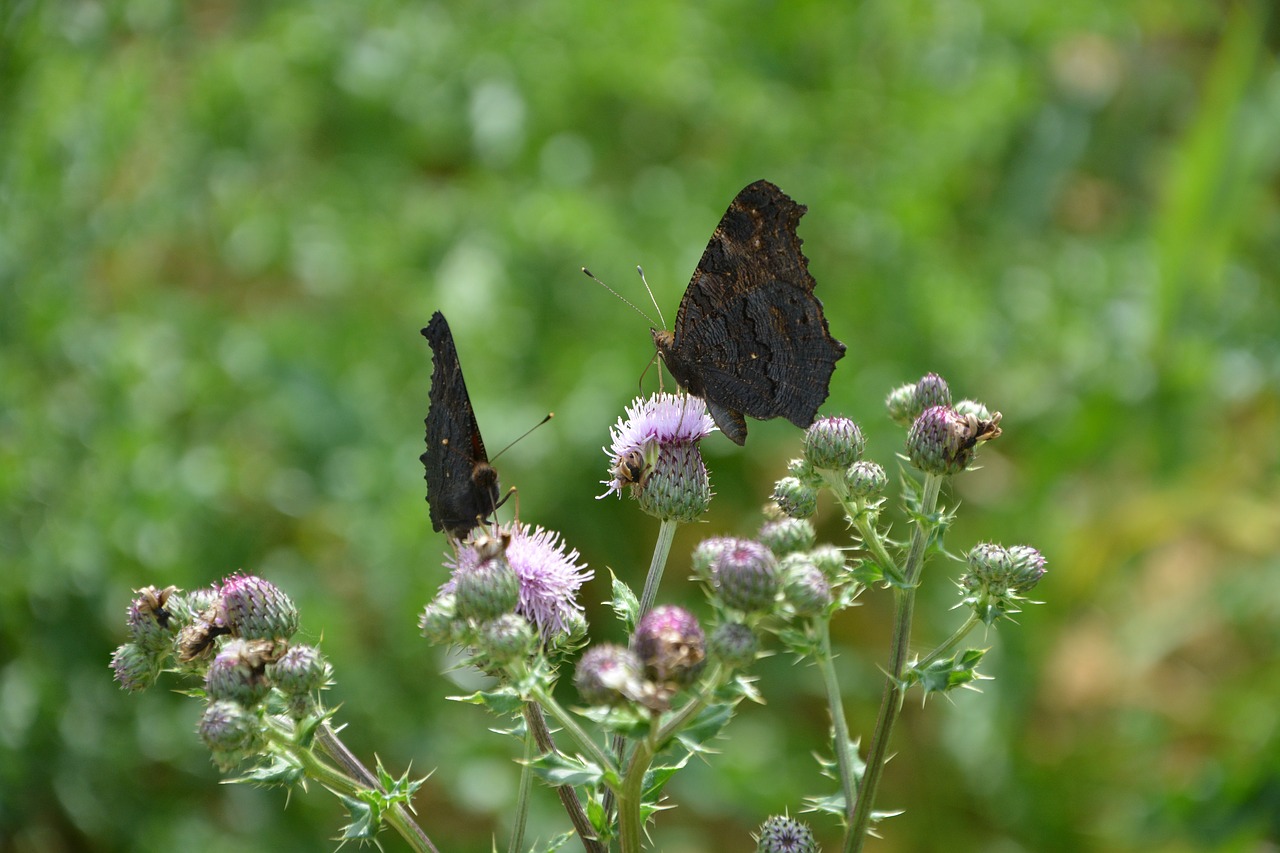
(422, 311), (502, 539)
(654, 180), (845, 445)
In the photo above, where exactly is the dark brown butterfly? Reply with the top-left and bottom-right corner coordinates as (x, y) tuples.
(652, 180), (846, 444)
(422, 311), (502, 539)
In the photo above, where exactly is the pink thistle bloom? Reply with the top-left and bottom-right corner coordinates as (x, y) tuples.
(599, 393), (716, 499)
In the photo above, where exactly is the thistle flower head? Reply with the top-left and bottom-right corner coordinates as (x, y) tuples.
(755, 814), (820, 853)
(452, 553), (520, 622)
(906, 405), (1001, 476)
(771, 477), (817, 519)
(111, 643), (161, 693)
(600, 393), (716, 513)
(781, 556), (832, 616)
(575, 644), (643, 706)
(219, 574), (299, 641)
(845, 460), (888, 499)
(1007, 545), (1048, 593)
(204, 638), (279, 707)
(478, 613), (537, 664)
(710, 539), (780, 613)
(759, 517), (816, 557)
(199, 700), (263, 771)
(270, 643), (329, 697)
(635, 443), (713, 522)
(126, 585), (179, 653)
(915, 372), (952, 411)
(445, 523), (592, 641)
(708, 622), (758, 670)
(632, 604), (706, 687)
(803, 416), (865, 470)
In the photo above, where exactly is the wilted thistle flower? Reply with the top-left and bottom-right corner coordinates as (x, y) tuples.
(759, 517), (816, 557)
(710, 540), (780, 613)
(445, 523), (592, 641)
(205, 638), (278, 707)
(126, 585), (179, 653)
(755, 814), (820, 853)
(845, 460), (888, 500)
(915, 372), (952, 411)
(1007, 545), (1048, 593)
(111, 643), (161, 693)
(708, 622), (758, 670)
(632, 605), (706, 687)
(220, 574), (299, 641)
(199, 700), (263, 771)
(600, 393), (716, 522)
(478, 613), (536, 664)
(781, 555), (832, 616)
(885, 382), (918, 426)
(452, 554), (520, 622)
(575, 644), (643, 706)
(772, 477), (817, 519)
(906, 405), (1001, 476)
(803, 416), (865, 470)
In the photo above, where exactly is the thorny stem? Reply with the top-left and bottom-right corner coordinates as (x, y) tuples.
(313, 721), (439, 853)
(814, 617), (858, 820)
(529, 686), (618, 776)
(845, 473), (944, 853)
(524, 702), (607, 853)
(508, 721), (534, 853)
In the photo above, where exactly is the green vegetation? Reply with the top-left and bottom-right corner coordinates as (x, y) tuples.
(2, 1), (1277, 850)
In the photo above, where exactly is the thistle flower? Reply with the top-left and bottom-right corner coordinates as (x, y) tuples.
(755, 814), (820, 853)
(271, 643), (329, 697)
(781, 555), (832, 616)
(632, 605), (706, 687)
(418, 593), (460, 645)
(478, 613), (536, 664)
(885, 382), (918, 426)
(445, 523), (592, 641)
(845, 460), (888, 500)
(575, 644), (643, 706)
(600, 393), (716, 521)
(1007, 545), (1048, 593)
(219, 574), (299, 641)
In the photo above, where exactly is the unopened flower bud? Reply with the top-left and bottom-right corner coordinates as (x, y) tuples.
(804, 416), (865, 470)
(787, 457), (822, 489)
(479, 613), (535, 664)
(781, 556), (832, 616)
(915, 372), (951, 411)
(419, 594), (460, 645)
(220, 574), (299, 641)
(637, 443), (712, 523)
(205, 639), (278, 706)
(1007, 545), (1047, 593)
(271, 644), (329, 696)
(126, 585), (179, 653)
(712, 540), (781, 612)
(111, 643), (160, 693)
(454, 557), (519, 622)
(759, 517), (816, 557)
(965, 542), (1013, 591)
(955, 398), (993, 420)
(885, 382), (919, 426)
(708, 622), (758, 670)
(632, 605), (706, 686)
(755, 815), (819, 853)
(772, 477), (817, 519)
(575, 644), (643, 706)
(808, 544), (847, 580)
(845, 460), (888, 500)
(199, 700), (262, 771)
(907, 406), (1000, 476)
(692, 537), (736, 582)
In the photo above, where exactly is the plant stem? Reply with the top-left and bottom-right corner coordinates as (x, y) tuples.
(508, 720), (535, 853)
(915, 612), (980, 670)
(530, 687), (618, 775)
(814, 617), (857, 818)
(524, 702), (607, 853)
(637, 519), (679, 618)
(845, 473), (943, 853)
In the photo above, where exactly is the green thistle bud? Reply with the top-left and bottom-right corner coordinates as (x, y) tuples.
(759, 517), (816, 557)
(845, 460), (888, 500)
(691, 537), (736, 583)
(111, 643), (161, 693)
(419, 594), (460, 645)
(781, 556), (832, 616)
(632, 605), (706, 687)
(126, 585), (179, 653)
(755, 814), (820, 853)
(708, 622), (758, 670)
(637, 443), (712, 523)
(574, 644), (643, 706)
(885, 382), (918, 426)
(803, 416), (865, 470)
(270, 644), (329, 697)
(808, 544), (847, 580)
(453, 556), (520, 622)
(199, 700), (263, 771)
(915, 372), (951, 411)
(966, 542), (1013, 591)
(220, 574), (299, 641)
(907, 405), (1001, 476)
(772, 477), (817, 519)
(479, 613), (535, 664)
(713, 540), (781, 613)
(551, 608), (589, 649)
(787, 457), (823, 489)
(955, 398), (993, 420)
(1007, 545), (1047, 593)
(205, 639), (279, 707)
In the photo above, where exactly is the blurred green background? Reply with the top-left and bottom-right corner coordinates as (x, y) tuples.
(3, 1), (1279, 851)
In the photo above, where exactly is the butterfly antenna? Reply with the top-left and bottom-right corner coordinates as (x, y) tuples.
(491, 413), (554, 463)
(582, 267), (657, 327)
(636, 266), (667, 330)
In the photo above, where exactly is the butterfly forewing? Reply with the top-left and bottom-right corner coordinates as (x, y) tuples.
(422, 311), (501, 538)
(654, 180), (845, 444)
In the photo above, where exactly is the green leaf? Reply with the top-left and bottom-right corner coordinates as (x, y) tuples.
(335, 792), (379, 840)
(907, 648), (988, 693)
(232, 754), (305, 787)
(448, 686), (524, 716)
(608, 571), (640, 633)
(527, 751), (604, 787)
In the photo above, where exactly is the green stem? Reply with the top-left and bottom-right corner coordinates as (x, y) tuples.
(845, 473), (944, 853)
(524, 702), (607, 853)
(637, 519), (679, 617)
(508, 720), (535, 853)
(915, 612), (981, 670)
(530, 687), (618, 776)
(814, 617), (857, 818)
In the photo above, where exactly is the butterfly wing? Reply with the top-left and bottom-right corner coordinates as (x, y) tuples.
(660, 180), (845, 444)
(422, 311), (501, 538)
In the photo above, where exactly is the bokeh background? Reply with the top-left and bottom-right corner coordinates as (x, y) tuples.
(3, 1), (1279, 851)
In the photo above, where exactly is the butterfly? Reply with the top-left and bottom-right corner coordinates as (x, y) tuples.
(652, 180), (846, 445)
(421, 311), (502, 539)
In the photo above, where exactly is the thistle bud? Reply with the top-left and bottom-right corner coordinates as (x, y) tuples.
(691, 537), (736, 582)
(885, 382), (919, 426)
(803, 416), (865, 470)
(204, 639), (279, 707)
(111, 643), (160, 693)
(479, 613), (536, 664)
(632, 605), (706, 687)
(220, 574), (299, 641)
(418, 594), (461, 645)
(907, 405), (1000, 476)
(759, 517), (816, 557)
(126, 585), (179, 653)
(1007, 545), (1048, 593)
(808, 544), (847, 580)
(755, 815), (820, 853)
(708, 622), (758, 670)
(787, 457), (822, 489)
(270, 644), (329, 696)
(771, 477), (817, 519)
(965, 542), (1013, 592)
(781, 556), (832, 616)
(845, 460), (888, 500)
(574, 644), (643, 706)
(199, 700), (262, 771)
(712, 540), (781, 613)
(915, 372), (952, 411)
(636, 443), (712, 523)
(453, 556), (519, 622)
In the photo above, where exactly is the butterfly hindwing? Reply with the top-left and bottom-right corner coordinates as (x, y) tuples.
(653, 180), (846, 444)
(422, 311), (501, 538)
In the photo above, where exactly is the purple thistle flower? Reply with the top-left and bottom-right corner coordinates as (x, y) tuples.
(599, 393), (716, 499)
(445, 523), (593, 640)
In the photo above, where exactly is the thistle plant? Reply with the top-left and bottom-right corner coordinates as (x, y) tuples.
(111, 372), (1046, 852)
